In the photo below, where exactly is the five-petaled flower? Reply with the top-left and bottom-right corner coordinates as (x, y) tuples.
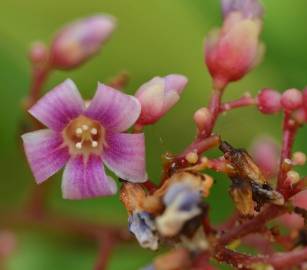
(22, 79), (146, 199)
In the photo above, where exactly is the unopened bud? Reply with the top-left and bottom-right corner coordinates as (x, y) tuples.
(28, 41), (49, 66)
(292, 152), (306, 166)
(50, 14), (116, 69)
(193, 107), (212, 133)
(257, 89), (281, 114)
(136, 74), (188, 125)
(222, 0), (263, 19)
(286, 170), (300, 185)
(281, 88), (303, 111)
(205, 0), (264, 88)
(185, 152), (198, 164)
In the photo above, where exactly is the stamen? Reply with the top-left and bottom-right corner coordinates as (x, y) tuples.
(75, 127), (83, 135)
(90, 128), (98, 135)
(75, 142), (82, 149)
(91, 141), (98, 148)
(82, 124), (89, 131)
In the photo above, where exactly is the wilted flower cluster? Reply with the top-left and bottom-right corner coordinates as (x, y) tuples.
(121, 172), (212, 252)
(13, 0), (307, 269)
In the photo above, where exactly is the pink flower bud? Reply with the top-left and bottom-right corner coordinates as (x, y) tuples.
(136, 74), (188, 125)
(257, 89), (281, 114)
(50, 15), (116, 69)
(279, 190), (307, 230)
(29, 41), (49, 65)
(205, 0), (264, 89)
(250, 136), (280, 178)
(193, 107), (212, 133)
(281, 88), (303, 111)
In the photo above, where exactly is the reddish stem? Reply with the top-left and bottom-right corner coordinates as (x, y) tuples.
(141, 180), (158, 193)
(201, 89), (224, 138)
(94, 235), (116, 270)
(0, 210), (130, 241)
(220, 95), (256, 113)
(213, 245), (307, 270)
(265, 247), (307, 269)
(176, 89), (223, 161)
(277, 113), (298, 197)
(28, 65), (50, 107)
(217, 205), (285, 246)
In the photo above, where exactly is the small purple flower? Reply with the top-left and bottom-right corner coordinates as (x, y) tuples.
(221, 0), (263, 19)
(50, 15), (116, 69)
(128, 211), (158, 250)
(135, 74), (188, 125)
(22, 79), (146, 199)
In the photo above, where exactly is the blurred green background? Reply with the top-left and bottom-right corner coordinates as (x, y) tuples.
(0, 0), (307, 269)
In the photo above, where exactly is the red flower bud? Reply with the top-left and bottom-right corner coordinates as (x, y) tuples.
(281, 88), (303, 111)
(257, 89), (281, 114)
(205, 0), (264, 89)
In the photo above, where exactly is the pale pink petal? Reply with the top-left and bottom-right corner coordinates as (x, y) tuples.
(21, 129), (70, 184)
(62, 155), (117, 199)
(85, 83), (141, 132)
(164, 74), (188, 95)
(102, 133), (146, 183)
(29, 79), (84, 131)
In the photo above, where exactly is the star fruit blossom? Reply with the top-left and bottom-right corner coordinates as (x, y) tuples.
(22, 79), (146, 199)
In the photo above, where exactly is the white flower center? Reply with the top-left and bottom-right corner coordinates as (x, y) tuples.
(63, 115), (106, 156)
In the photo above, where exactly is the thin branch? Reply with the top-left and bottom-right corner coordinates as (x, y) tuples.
(220, 95), (256, 113)
(217, 205), (285, 246)
(277, 113), (299, 197)
(0, 210), (130, 241)
(94, 235), (116, 270)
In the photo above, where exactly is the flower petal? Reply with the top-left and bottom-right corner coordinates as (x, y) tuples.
(29, 79), (84, 131)
(85, 83), (141, 132)
(62, 155), (117, 199)
(102, 133), (146, 182)
(21, 129), (70, 184)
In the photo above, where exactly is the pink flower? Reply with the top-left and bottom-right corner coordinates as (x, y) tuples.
(205, 0), (264, 89)
(22, 79), (146, 199)
(135, 74), (188, 125)
(50, 15), (116, 69)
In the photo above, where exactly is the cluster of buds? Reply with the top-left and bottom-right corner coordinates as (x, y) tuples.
(257, 88), (307, 124)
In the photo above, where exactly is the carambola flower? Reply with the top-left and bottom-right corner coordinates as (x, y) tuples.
(22, 79), (146, 199)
